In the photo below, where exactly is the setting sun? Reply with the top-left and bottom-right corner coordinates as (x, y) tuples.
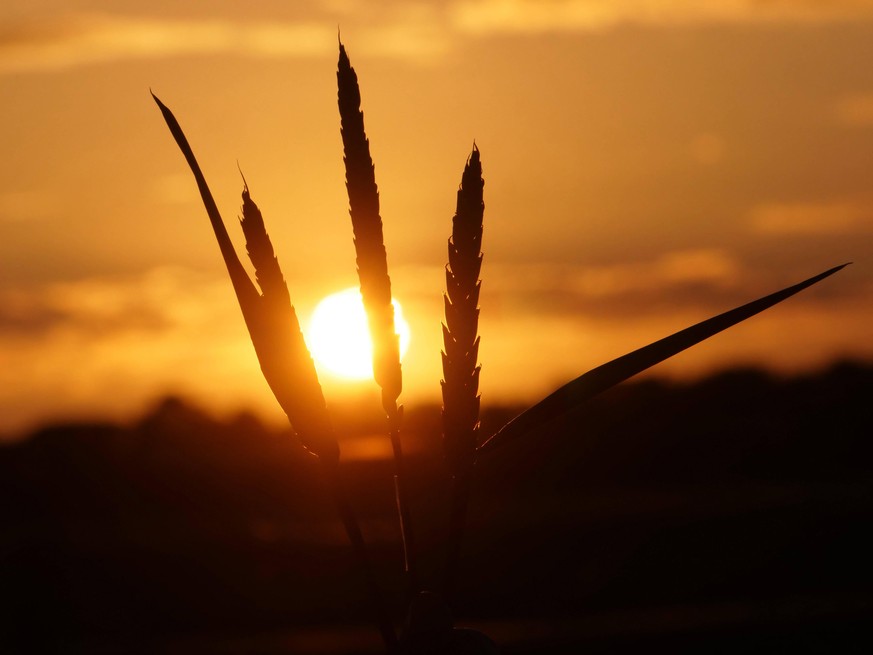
(306, 288), (411, 380)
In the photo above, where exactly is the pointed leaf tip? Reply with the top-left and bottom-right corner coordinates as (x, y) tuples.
(151, 91), (168, 113)
(151, 91), (259, 314)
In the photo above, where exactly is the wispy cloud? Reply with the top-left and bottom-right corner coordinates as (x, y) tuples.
(4, 2), (873, 75)
(0, 14), (332, 74)
(448, 0), (873, 35)
(1, 258), (865, 436)
(0, 268), (271, 434)
(749, 200), (873, 235)
(0, 12), (447, 74)
(483, 249), (743, 319)
(475, 251), (870, 402)
(572, 249), (740, 296)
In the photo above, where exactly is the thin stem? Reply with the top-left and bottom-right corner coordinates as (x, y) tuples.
(444, 472), (471, 601)
(388, 407), (418, 597)
(337, 42), (418, 592)
(323, 460), (398, 653)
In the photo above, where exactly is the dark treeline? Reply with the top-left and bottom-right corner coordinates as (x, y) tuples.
(1, 361), (871, 653)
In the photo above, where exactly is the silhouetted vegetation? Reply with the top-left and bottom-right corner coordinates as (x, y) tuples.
(144, 40), (851, 653)
(2, 363), (871, 653)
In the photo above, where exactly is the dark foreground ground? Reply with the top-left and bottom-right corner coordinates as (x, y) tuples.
(1, 361), (871, 653)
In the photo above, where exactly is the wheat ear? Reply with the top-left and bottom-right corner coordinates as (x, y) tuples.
(442, 144), (484, 475)
(337, 42), (402, 414)
(238, 180), (338, 461)
(337, 42), (417, 588)
(441, 145), (484, 598)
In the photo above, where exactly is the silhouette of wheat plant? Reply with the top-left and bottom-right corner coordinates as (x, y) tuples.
(153, 40), (847, 655)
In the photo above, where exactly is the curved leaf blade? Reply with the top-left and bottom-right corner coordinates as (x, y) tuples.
(477, 263), (849, 455)
(151, 92), (259, 312)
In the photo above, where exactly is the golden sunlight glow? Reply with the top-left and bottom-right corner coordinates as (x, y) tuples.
(306, 288), (411, 380)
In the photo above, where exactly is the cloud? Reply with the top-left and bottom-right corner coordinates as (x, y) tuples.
(448, 0), (873, 35)
(749, 200), (873, 235)
(484, 249), (742, 314)
(474, 251), (870, 403)
(0, 267), (280, 434)
(0, 267), (208, 336)
(4, 2), (873, 75)
(0, 14), (331, 74)
(576, 248), (741, 295)
(1, 257), (864, 437)
(0, 12), (448, 74)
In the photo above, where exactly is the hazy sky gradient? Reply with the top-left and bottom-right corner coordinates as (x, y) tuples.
(2, 0), (871, 435)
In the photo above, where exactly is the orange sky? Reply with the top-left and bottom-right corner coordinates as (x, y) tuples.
(1, 1), (872, 437)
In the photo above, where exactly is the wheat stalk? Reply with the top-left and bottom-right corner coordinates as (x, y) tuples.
(153, 94), (398, 651)
(441, 146), (484, 597)
(337, 41), (417, 590)
(153, 52), (850, 651)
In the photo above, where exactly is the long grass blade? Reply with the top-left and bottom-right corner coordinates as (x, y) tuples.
(151, 92), (259, 316)
(478, 263), (849, 454)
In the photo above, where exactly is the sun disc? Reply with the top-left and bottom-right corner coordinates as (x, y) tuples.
(306, 288), (410, 380)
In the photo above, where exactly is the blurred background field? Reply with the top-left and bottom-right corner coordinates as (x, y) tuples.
(2, 361), (870, 653)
